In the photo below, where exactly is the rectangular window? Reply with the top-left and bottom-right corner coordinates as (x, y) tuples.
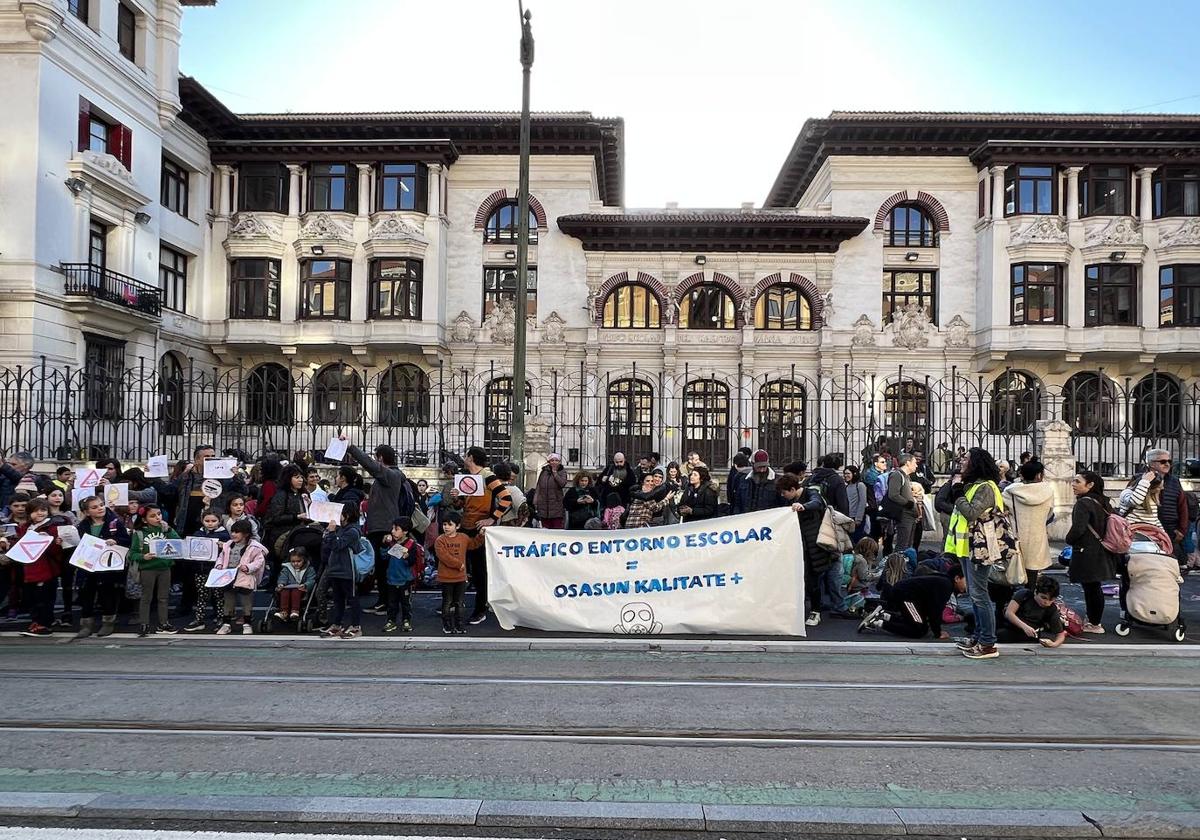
(1085, 264), (1138, 327)
(300, 259), (352, 319)
(158, 245), (187, 313)
(1154, 166), (1200, 218)
(1159, 265), (1200, 328)
(1079, 165), (1129, 217)
(88, 219), (107, 268)
(1010, 263), (1063, 325)
(83, 333), (125, 421)
(977, 180), (986, 218)
(881, 270), (937, 325)
(117, 2), (136, 62)
(308, 163), (356, 213)
(78, 98), (131, 169)
(238, 163), (288, 213)
(483, 266), (538, 320)
(229, 258), (280, 320)
(1004, 165), (1056, 216)
(378, 163), (428, 212)
(369, 258), (422, 319)
(67, 0), (88, 23)
(160, 157), (189, 217)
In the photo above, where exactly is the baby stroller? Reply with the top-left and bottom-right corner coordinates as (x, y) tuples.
(1115, 534), (1187, 643)
(259, 523), (326, 634)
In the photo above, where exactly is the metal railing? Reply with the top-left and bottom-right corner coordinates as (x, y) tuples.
(61, 263), (162, 317)
(0, 358), (1196, 478)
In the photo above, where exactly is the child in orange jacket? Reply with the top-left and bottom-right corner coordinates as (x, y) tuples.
(433, 511), (482, 635)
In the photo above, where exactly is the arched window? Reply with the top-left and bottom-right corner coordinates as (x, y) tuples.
(989, 371), (1041, 435)
(754, 285), (813, 330)
(245, 363), (293, 426)
(682, 379), (730, 467)
(884, 381), (929, 449)
(606, 378), (654, 460)
(378, 364), (430, 428)
(758, 381), (807, 462)
(603, 284), (661, 328)
(679, 284), (736, 330)
(1062, 373), (1116, 436)
(483, 200), (539, 244)
(888, 203), (937, 247)
(484, 376), (533, 461)
(312, 363), (363, 426)
(1132, 373), (1182, 437)
(158, 352), (185, 436)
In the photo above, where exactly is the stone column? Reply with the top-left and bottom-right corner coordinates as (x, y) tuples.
(1036, 419), (1076, 540)
(1137, 167), (1156, 222)
(356, 164), (372, 218)
(427, 163), (442, 216)
(216, 165), (232, 217)
(523, 414), (553, 479)
(1065, 166), (1083, 221)
(286, 165), (302, 217)
(979, 174), (991, 221)
(990, 166), (1006, 218)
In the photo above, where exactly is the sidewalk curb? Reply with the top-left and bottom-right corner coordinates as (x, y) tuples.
(1, 792), (1197, 837)
(3, 632), (1195, 656)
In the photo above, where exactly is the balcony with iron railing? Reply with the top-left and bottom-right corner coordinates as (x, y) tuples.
(61, 263), (161, 317)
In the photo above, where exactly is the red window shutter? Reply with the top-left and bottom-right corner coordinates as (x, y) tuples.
(119, 124), (133, 170)
(78, 97), (91, 153)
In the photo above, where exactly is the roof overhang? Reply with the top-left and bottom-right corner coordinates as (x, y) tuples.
(556, 213), (869, 253)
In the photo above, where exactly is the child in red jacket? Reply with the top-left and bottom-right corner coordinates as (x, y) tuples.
(8, 498), (63, 636)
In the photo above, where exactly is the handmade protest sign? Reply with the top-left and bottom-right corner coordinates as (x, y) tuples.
(205, 567), (237, 588)
(485, 507), (806, 637)
(306, 499), (346, 524)
(201, 479), (223, 499)
(9, 531), (53, 564)
(75, 468), (102, 489)
(94, 544), (127, 572)
(186, 537), (220, 563)
(58, 527), (80, 549)
(204, 458), (236, 479)
(70, 535), (126, 572)
(147, 539), (185, 560)
(145, 455), (169, 478)
(453, 473), (485, 496)
(103, 483), (129, 508)
(71, 488), (96, 513)
(324, 436), (349, 462)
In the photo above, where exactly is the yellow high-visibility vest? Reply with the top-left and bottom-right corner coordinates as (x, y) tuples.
(944, 480), (1003, 559)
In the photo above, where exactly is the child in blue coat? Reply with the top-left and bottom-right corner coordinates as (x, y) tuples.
(382, 516), (424, 633)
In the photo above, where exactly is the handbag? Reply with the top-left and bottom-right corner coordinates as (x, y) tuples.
(817, 507), (856, 553)
(409, 505), (431, 535)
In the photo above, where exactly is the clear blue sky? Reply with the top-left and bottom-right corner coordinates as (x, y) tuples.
(180, 0), (1200, 207)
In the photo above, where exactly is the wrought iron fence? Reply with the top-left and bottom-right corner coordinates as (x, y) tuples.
(0, 357), (1195, 477)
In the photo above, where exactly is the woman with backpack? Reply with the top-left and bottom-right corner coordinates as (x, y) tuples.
(944, 447), (1004, 660)
(1065, 471), (1117, 635)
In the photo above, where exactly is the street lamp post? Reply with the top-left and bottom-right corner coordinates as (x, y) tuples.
(511, 1), (534, 472)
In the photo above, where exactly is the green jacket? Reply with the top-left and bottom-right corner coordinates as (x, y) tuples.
(131, 525), (182, 571)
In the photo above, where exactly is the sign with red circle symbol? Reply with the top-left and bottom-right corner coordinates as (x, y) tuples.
(454, 474), (484, 496)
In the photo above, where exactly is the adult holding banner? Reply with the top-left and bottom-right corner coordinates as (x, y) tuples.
(454, 446), (512, 626)
(73, 495), (132, 639)
(343, 439), (409, 615)
(484, 507), (806, 636)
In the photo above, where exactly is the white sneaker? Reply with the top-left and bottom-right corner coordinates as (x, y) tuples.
(215, 623), (232, 635)
(1082, 622), (1106, 634)
(242, 623), (254, 635)
(805, 611), (821, 627)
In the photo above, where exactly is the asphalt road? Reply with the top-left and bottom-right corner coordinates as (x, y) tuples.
(0, 639), (1198, 818)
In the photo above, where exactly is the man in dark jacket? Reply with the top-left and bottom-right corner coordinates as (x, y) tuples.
(598, 452), (636, 508)
(739, 449), (784, 512)
(1144, 448), (1190, 562)
(0, 452), (55, 504)
(859, 565), (967, 639)
(804, 453), (850, 516)
(778, 473), (828, 626)
(727, 451), (751, 514)
(345, 440), (409, 614)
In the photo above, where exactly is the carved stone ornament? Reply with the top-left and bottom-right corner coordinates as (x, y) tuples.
(369, 214), (428, 242)
(851, 314), (876, 347)
(944, 314), (970, 348)
(483, 298), (517, 345)
(821, 289), (835, 319)
(298, 213), (352, 241)
(664, 299), (679, 326)
(228, 213), (282, 239)
(1160, 218), (1200, 248)
(1010, 216), (1067, 245)
(20, 0), (63, 42)
(450, 310), (476, 344)
(81, 150), (136, 187)
(585, 288), (601, 323)
(1084, 216), (1142, 247)
(889, 301), (932, 349)
(541, 311), (567, 344)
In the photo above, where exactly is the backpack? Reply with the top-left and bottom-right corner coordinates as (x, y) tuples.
(1086, 500), (1133, 554)
(965, 483), (1021, 573)
(872, 471), (890, 507)
(351, 536), (375, 580)
(397, 477), (417, 518)
(1056, 600), (1085, 637)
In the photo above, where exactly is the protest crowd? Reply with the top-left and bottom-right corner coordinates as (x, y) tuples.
(0, 437), (1195, 655)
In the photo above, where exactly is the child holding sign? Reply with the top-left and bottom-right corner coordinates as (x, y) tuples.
(213, 519), (266, 635)
(183, 510), (230, 633)
(129, 505), (181, 637)
(3, 499), (63, 636)
(73, 496), (132, 639)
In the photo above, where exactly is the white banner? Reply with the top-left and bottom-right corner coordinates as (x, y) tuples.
(485, 508), (805, 636)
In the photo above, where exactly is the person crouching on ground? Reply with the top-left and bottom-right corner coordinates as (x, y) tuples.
(275, 547), (314, 623)
(383, 516), (425, 633)
(130, 504), (181, 637)
(214, 519), (266, 635)
(434, 511), (481, 634)
(996, 576), (1067, 648)
(320, 501), (364, 640)
(859, 564), (967, 639)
